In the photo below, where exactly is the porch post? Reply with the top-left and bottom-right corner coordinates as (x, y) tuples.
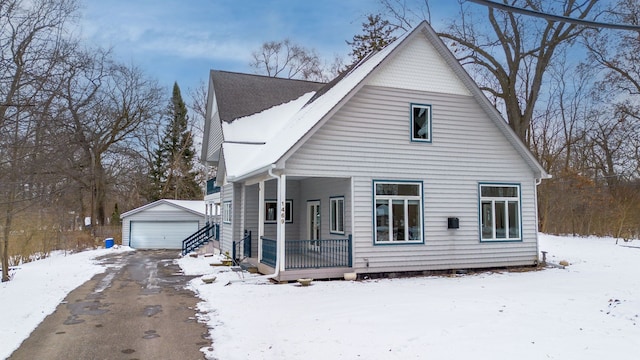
(258, 180), (265, 261)
(240, 183), (246, 238)
(277, 174), (287, 272)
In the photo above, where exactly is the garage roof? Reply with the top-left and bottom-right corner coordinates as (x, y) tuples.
(120, 199), (205, 219)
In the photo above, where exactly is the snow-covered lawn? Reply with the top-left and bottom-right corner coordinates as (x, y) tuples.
(179, 234), (640, 360)
(0, 246), (133, 360)
(1, 235), (638, 359)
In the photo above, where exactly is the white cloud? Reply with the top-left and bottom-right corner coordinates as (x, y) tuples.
(140, 32), (257, 63)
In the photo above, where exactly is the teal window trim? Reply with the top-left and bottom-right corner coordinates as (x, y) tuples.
(410, 103), (432, 143)
(264, 199), (293, 224)
(372, 180), (424, 245)
(330, 196), (345, 235)
(478, 183), (523, 242)
(222, 201), (232, 224)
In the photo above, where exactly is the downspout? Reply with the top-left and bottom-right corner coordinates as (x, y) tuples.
(534, 177), (542, 264)
(268, 164), (282, 279)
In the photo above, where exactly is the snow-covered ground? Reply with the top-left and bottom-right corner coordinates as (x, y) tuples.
(1, 235), (638, 359)
(179, 234), (640, 360)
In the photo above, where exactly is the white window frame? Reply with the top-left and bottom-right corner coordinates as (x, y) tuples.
(373, 181), (424, 244)
(411, 103), (432, 143)
(330, 196), (345, 235)
(222, 201), (232, 224)
(264, 200), (293, 223)
(479, 184), (522, 242)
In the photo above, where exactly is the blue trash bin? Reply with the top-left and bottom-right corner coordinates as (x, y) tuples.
(105, 238), (114, 248)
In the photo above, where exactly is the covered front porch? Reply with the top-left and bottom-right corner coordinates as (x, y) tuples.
(233, 174), (354, 282)
(259, 236), (352, 281)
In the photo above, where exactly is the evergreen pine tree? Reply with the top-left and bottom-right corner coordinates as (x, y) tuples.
(111, 203), (121, 225)
(147, 145), (165, 201)
(150, 82), (202, 200)
(346, 14), (397, 64)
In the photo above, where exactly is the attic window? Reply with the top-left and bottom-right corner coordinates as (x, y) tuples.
(411, 103), (432, 142)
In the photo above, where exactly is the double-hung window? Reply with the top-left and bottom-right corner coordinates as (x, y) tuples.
(330, 197), (345, 234)
(374, 181), (423, 244)
(222, 201), (232, 224)
(479, 184), (521, 241)
(411, 103), (432, 142)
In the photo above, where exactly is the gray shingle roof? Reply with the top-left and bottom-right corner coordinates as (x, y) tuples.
(210, 70), (325, 123)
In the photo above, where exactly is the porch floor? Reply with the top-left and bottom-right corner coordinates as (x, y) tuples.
(256, 262), (353, 282)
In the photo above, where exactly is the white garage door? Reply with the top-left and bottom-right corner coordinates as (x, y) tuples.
(130, 221), (199, 249)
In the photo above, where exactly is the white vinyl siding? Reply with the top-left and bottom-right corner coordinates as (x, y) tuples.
(367, 34), (471, 96)
(285, 85), (539, 272)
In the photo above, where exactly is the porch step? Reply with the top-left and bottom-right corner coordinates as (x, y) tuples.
(239, 262), (259, 274)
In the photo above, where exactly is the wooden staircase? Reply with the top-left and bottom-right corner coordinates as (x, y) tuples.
(181, 222), (218, 255)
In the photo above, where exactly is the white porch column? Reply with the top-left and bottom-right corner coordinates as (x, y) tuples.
(277, 174), (287, 272)
(258, 180), (265, 261)
(240, 184), (246, 237)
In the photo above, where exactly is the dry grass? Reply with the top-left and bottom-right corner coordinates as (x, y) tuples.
(6, 215), (121, 266)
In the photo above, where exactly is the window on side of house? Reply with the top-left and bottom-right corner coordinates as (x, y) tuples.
(411, 103), (432, 142)
(265, 200), (293, 223)
(330, 196), (345, 234)
(223, 201), (232, 224)
(479, 184), (521, 241)
(374, 181), (423, 244)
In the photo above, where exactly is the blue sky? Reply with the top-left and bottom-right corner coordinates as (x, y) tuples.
(79, 1), (460, 93)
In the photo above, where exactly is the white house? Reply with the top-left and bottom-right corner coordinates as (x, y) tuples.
(200, 21), (550, 281)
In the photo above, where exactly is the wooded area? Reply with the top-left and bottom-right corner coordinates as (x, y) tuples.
(0, 0), (205, 280)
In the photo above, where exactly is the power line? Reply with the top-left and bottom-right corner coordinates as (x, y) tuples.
(468, 0), (640, 31)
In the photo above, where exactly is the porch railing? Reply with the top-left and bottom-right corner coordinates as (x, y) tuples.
(232, 230), (251, 264)
(261, 237), (277, 268)
(182, 222), (218, 255)
(260, 235), (352, 270)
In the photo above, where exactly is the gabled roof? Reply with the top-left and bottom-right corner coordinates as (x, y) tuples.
(120, 199), (205, 219)
(216, 21), (549, 181)
(210, 70), (324, 123)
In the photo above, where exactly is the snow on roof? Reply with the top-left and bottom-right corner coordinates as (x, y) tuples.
(222, 92), (315, 144)
(211, 70), (324, 123)
(164, 200), (205, 215)
(121, 199), (205, 218)
(223, 27), (413, 180)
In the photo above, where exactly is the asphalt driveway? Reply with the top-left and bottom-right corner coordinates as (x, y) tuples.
(9, 250), (210, 360)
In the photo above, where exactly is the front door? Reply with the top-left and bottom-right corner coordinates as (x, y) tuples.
(307, 200), (320, 251)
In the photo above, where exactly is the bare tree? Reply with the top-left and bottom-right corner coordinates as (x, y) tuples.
(380, 0), (601, 144)
(60, 61), (164, 226)
(0, 0), (80, 282)
(250, 39), (326, 81)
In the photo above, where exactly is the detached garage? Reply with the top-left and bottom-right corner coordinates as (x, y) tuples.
(121, 199), (205, 249)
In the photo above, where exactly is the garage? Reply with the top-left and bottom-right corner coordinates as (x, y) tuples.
(121, 200), (205, 249)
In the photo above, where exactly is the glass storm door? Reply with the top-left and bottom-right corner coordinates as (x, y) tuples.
(307, 201), (321, 251)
